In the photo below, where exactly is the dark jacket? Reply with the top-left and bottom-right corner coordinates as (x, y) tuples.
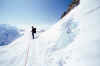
(32, 28), (36, 33)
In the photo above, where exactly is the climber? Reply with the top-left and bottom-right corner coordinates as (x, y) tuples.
(31, 26), (36, 39)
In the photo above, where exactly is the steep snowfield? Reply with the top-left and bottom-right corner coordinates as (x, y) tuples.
(0, 0), (100, 66)
(65, 0), (100, 66)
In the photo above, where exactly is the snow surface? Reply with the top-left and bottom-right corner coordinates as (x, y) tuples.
(0, 0), (100, 66)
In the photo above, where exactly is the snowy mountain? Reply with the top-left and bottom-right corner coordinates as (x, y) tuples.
(66, 0), (100, 66)
(0, 24), (21, 46)
(0, 0), (100, 66)
(0, 12), (79, 66)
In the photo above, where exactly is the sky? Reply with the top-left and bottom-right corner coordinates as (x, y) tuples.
(0, 0), (72, 25)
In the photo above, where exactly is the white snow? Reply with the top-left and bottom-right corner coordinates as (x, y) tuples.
(0, 0), (100, 66)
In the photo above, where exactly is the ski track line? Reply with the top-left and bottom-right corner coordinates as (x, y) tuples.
(24, 41), (31, 66)
(24, 33), (34, 66)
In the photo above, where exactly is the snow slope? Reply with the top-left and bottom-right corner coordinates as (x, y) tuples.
(0, 13), (78, 66)
(64, 0), (100, 66)
(0, 0), (100, 66)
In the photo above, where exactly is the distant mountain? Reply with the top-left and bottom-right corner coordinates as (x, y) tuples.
(0, 24), (21, 46)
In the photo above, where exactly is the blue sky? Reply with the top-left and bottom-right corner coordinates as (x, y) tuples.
(0, 0), (72, 25)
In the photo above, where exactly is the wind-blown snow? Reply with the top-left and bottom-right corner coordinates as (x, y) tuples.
(0, 0), (100, 66)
